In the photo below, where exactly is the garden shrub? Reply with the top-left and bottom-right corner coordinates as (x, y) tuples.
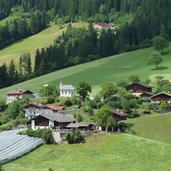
(66, 129), (85, 144)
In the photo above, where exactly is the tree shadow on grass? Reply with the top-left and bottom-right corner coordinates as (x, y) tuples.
(151, 66), (169, 71)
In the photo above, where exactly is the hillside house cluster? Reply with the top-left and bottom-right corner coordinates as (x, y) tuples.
(126, 82), (171, 103)
(24, 103), (76, 130)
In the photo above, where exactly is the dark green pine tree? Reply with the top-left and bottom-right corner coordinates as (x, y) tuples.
(19, 55), (23, 74)
(35, 49), (42, 72)
(25, 53), (32, 74)
(0, 63), (8, 87)
(8, 60), (18, 84)
(88, 23), (97, 51)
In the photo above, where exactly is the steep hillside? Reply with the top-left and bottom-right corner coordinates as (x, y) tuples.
(0, 23), (87, 67)
(129, 113), (171, 144)
(0, 44), (171, 99)
(3, 133), (171, 171)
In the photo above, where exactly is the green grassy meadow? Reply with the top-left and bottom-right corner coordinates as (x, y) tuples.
(3, 133), (171, 171)
(0, 23), (87, 67)
(1, 44), (171, 99)
(129, 113), (171, 144)
(0, 25), (61, 67)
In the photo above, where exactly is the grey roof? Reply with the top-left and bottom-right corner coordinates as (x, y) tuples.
(66, 123), (93, 128)
(150, 92), (171, 99)
(38, 113), (75, 123)
(141, 92), (154, 96)
(60, 85), (74, 90)
(127, 82), (152, 88)
(111, 109), (128, 117)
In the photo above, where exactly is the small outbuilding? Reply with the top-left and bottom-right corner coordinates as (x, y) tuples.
(66, 123), (95, 131)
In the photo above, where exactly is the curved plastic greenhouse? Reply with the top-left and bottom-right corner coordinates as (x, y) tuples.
(0, 129), (43, 164)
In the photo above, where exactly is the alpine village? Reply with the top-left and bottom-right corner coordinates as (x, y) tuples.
(1, 0), (171, 171)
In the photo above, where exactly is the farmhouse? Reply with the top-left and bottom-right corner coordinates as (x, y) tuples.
(111, 109), (128, 122)
(94, 22), (110, 30)
(94, 22), (115, 30)
(24, 103), (64, 119)
(60, 82), (75, 97)
(6, 89), (35, 104)
(126, 82), (152, 96)
(150, 92), (171, 103)
(30, 113), (75, 130)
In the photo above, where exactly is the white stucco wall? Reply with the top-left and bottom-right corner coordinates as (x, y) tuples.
(60, 90), (75, 97)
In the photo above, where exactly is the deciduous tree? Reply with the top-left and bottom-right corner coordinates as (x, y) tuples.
(148, 51), (163, 70)
(76, 82), (92, 101)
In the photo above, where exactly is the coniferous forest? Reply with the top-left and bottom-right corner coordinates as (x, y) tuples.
(1, 0), (171, 87)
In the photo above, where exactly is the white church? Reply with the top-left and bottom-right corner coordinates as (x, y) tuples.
(60, 82), (75, 97)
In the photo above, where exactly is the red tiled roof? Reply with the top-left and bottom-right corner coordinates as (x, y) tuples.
(7, 89), (34, 95)
(46, 105), (64, 111)
(24, 104), (64, 111)
(7, 89), (25, 95)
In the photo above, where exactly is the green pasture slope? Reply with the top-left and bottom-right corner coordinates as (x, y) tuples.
(129, 113), (171, 144)
(0, 23), (87, 67)
(0, 25), (61, 66)
(3, 133), (171, 171)
(1, 44), (171, 99)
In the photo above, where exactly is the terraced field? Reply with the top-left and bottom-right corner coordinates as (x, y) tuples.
(0, 130), (43, 164)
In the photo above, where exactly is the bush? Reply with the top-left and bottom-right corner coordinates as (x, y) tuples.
(143, 110), (151, 114)
(47, 96), (55, 104)
(25, 127), (55, 144)
(0, 101), (7, 112)
(64, 98), (73, 107)
(73, 112), (83, 122)
(83, 106), (94, 115)
(66, 129), (85, 144)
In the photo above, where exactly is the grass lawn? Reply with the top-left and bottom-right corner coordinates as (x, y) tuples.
(3, 133), (171, 171)
(129, 113), (171, 144)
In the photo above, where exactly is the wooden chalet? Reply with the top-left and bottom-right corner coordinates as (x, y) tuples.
(126, 82), (152, 93)
(30, 113), (75, 130)
(150, 92), (171, 102)
(110, 109), (128, 122)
